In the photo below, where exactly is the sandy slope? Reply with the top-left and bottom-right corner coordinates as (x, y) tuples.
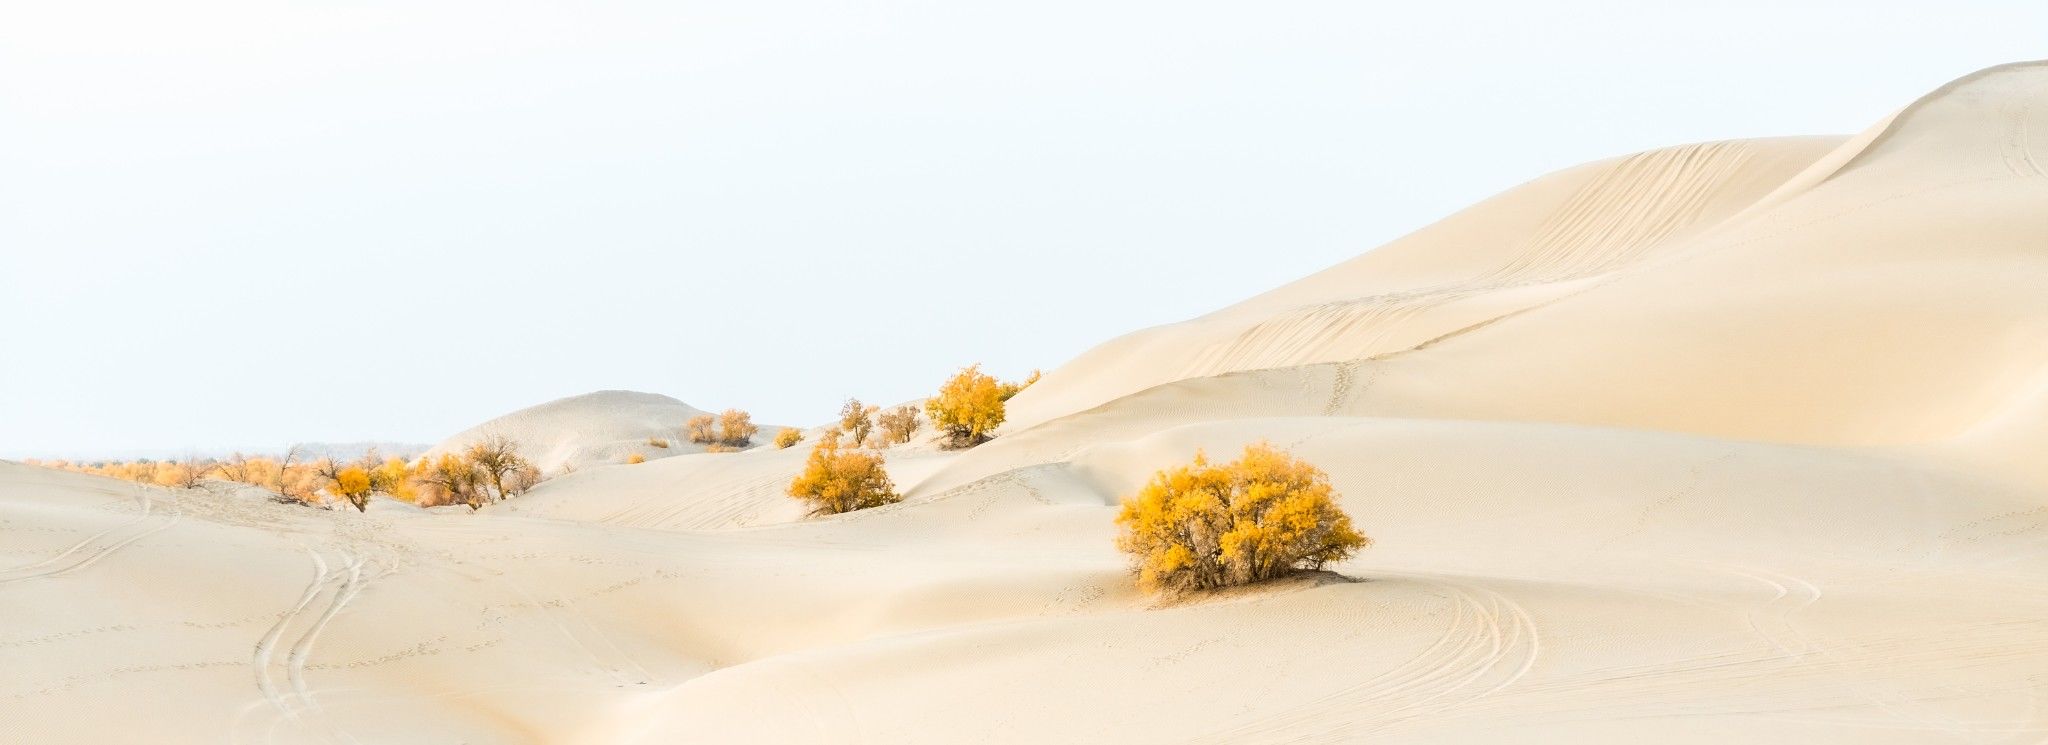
(7, 62), (2048, 743)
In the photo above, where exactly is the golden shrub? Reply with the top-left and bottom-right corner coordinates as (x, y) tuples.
(687, 409), (757, 448)
(1114, 442), (1368, 594)
(786, 430), (899, 516)
(685, 414), (718, 444)
(647, 437), (670, 449)
(372, 457), (419, 503)
(925, 364), (1005, 448)
(415, 453), (481, 509)
(411, 438), (539, 510)
(774, 427), (804, 449)
(329, 465), (375, 511)
(626, 453), (647, 464)
(718, 409), (759, 446)
(876, 404), (920, 445)
(838, 398), (878, 444)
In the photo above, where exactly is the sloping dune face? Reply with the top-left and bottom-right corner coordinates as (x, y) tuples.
(1003, 134), (1845, 431)
(7, 64), (2048, 744)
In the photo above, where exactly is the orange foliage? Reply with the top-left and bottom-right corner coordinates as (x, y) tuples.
(838, 399), (878, 444)
(786, 430), (899, 516)
(686, 409), (758, 448)
(1114, 442), (1368, 594)
(925, 364), (1005, 448)
(876, 404), (920, 446)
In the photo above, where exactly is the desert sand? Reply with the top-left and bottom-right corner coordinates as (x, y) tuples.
(6, 62), (2048, 743)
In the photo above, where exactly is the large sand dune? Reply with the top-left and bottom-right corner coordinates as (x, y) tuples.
(7, 62), (2048, 743)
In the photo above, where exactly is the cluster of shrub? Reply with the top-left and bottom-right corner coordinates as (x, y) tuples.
(685, 409), (760, 451)
(37, 362), (1369, 595)
(779, 364), (1040, 516)
(780, 366), (1371, 595)
(32, 436), (545, 512)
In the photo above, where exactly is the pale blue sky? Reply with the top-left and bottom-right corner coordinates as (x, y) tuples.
(3, 1), (2044, 458)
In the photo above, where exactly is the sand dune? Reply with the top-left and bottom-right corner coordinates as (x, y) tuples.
(428, 390), (783, 473)
(7, 62), (2048, 743)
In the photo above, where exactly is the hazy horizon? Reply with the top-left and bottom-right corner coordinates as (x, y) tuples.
(6, 1), (2047, 459)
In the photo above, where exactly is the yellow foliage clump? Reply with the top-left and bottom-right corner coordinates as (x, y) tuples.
(647, 437), (670, 449)
(773, 427), (804, 449)
(1114, 442), (1368, 594)
(838, 398), (878, 444)
(876, 404), (920, 446)
(686, 409), (758, 448)
(685, 414), (717, 444)
(319, 450), (424, 511)
(416, 453), (480, 509)
(626, 453), (647, 464)
(718, 409), (758, 446)
(414, 436), (540, 510)
(925, 364), (1006, 448)
(373, 457), (419, 503)
(998, 368), (1042, 401)
(786, 430), (899, 516)
(329, 465), (374, 511)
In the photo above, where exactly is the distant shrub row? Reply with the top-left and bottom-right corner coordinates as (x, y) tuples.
(32, 437), (545, 512)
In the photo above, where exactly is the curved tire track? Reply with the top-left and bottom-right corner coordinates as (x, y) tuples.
(0, 484), (181, 585)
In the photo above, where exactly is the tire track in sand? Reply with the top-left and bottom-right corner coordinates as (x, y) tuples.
(1190, 572), (1539, 743)
(246, 548), (380, 744)
(0, 483), (181, 584)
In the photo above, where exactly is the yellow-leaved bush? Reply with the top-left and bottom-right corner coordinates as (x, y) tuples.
(925, 364), (1006, 448)
(838, 398), (878, 444)
(329, 465), (374, 511)
(786, 429), (899, 516)
(414, 436), (541, 510)
(998, 368), (1041, 401)
(876, 404), (920, 445)
(773, 427), (804, 449)
(1114, 442), (1369, 594)
(686, 408), (758, 448)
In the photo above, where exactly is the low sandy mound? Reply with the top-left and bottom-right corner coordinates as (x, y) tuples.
(428, 390), (776, 473)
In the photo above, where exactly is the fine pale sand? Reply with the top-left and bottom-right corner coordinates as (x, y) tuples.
(7, 62), (2048, 743)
